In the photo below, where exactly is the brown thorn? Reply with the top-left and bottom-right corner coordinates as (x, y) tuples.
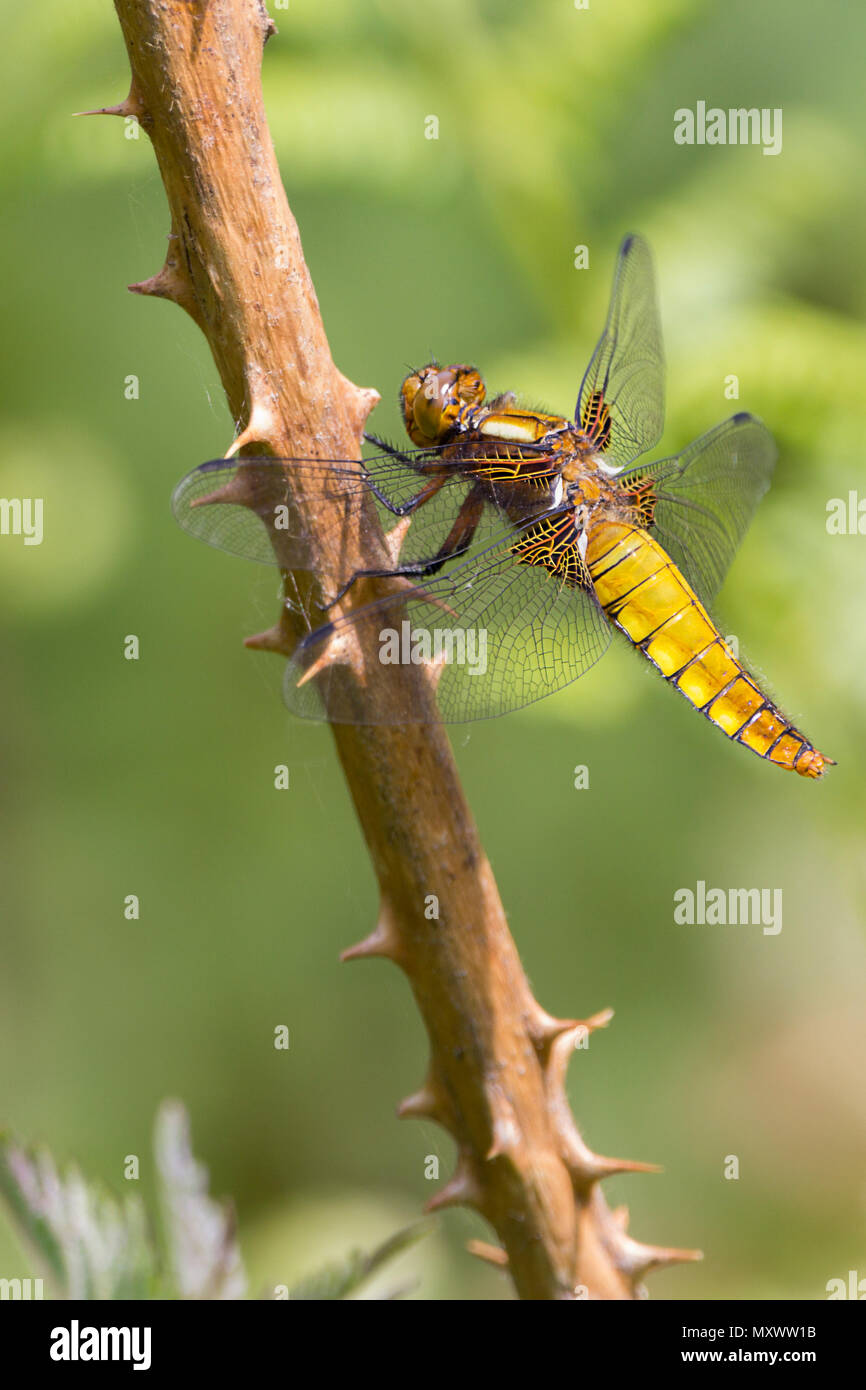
(613, 1232), (703, 1282)
(545, 1011), (615, 1089)
(582, 1154), (662, 1182)
(73, 83), (144, 121)
(74, 103), (132, 118)
(424, 649), (449, 695)
(466, 1240), (508, 1269)
(189, 474), (255, 511)
(530, 1006), (581, 1043)
(424, 1157), (481, 1214)
(390, 575), (458, 618)
(397, 1084), (443, 1123)
(581, 1006), (615, 1032)
(127, 264), (194, 314)
(602, 1156), (660, 1179)
(244, 623), (293, 658)
(383, 515), (413, 566)
(560, 1128), (662, 1186)
(295, 631), (353, 689)
(532, 1004), (613, 1048)
(341, 901), (402, 965)
(225, 402), (277, 459)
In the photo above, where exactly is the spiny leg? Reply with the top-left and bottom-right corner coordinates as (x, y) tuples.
(325, 487), (485, 608)
(363, 432), (427, 471)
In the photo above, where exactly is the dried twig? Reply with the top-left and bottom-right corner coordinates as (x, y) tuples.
(102, 0), (699, 1299)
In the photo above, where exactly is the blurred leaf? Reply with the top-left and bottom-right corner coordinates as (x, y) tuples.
(0, 1102), (247, 1300)
(0, 1132), (156, 1299)
(288, 1220), (431, 1300)
(154, 1100), (247, 1300)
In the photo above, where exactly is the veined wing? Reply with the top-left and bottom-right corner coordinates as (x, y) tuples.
(172, 443), (562, 574)
(283, 507), (612, 724)
(619, 412), (776, 605)
(171, 449), (445, 569)
(576, 234), (665, 468)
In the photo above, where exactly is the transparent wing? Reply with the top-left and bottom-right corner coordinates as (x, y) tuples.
(172, 446), (564, 579)
(171, 450), (448, 570)
(619, 412), (777, 605)
(283, 509), (612, 725)
(576, 233), (665, 468)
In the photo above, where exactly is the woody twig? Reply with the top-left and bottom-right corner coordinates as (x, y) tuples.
(102, 0), (699, 1299)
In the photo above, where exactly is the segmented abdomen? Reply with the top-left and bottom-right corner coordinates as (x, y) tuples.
(586, 521), (829, 777)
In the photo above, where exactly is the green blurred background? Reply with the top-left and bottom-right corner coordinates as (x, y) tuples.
(2, 0), (865, 1299)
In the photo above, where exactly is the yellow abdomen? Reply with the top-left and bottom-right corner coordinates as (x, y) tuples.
(586, 521), (829, 777)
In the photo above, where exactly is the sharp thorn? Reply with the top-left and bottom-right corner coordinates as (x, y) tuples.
(614, 1233), (703, 1281)
(74, 103), (129, 118)
(397, 1085), (442, 1122)
(466, 1240), (508, 1268)
(424, 649), (449, 693)
(424, 1159), (480, 1213)
(295, 632), (349, 689)
(189, 475), (253, 510)
(562, 1131), (662, 1184)
(225, 403), (277, 459)
(245, 624), (293, 657)
(390, 575), (458, 618)
(341, 904), (401, 964)
(383, 515), (413, 565)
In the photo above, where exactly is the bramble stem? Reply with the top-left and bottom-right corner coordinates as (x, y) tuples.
(107, 0), (696, 1299)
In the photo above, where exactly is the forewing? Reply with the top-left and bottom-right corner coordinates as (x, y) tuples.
(283, 510), (612, 724)
(171, 450), (463, 569)
(620, 412), (777, 604)
(576, 234), (665, 468)
(172, 446), (563, 578)
(172, 457), (353, 567)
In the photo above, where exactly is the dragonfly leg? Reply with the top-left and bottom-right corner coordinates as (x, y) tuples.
(363, 432), (426, 470)
(325, 488), (484, 608)
(364, 472), (446, 518)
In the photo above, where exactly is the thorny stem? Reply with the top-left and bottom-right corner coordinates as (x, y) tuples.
(104, 0), (699, 1299)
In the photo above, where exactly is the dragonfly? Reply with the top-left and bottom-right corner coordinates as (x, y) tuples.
(173, 235), (831, 777)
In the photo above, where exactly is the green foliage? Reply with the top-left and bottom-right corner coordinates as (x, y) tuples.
(0, 1103), (426, 1300)
(1, 0), (865, 1301)
(0, 1132), (155, 1299)
(286, 1222), (431, 1300)
(0, 1102), (240, 1299)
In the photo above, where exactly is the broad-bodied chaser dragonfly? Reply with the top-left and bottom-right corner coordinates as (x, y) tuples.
(174, 235), (831, 777)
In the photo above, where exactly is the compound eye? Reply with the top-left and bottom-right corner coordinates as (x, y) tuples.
(412, 371), (449, 440)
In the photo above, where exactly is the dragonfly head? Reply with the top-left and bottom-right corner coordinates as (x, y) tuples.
(400, 364), (485, 446)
